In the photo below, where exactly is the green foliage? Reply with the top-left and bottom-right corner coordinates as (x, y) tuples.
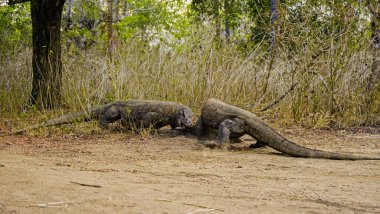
(0, 3), (31, 60)
(116, 0), (191, 46)
(244, 0), (271, 45)
(190, 0), (244, 35)
(61, 0), (100, 50)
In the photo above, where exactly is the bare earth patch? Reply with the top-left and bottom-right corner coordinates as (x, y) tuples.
(0, 127), (379, 213)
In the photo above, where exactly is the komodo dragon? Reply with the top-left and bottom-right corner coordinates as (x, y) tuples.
(13, 100), (194, 134)
(192, 98), (380, 160)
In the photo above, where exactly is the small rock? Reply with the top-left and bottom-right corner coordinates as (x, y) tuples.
(0, 164), (4, 167)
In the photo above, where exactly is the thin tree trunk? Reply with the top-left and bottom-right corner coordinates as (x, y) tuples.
(114, 0), (119, 21)
(65, 0), (72, 29)
(107, 0), (113, 60)
(262, 0), (278, 95)
(29, 0), (66, 109)
(368, 0), (380, 92)
(122, 0), (128, 17)
(224, 0), (231, 42)
(214, 0), (221, 42)
(270, 0), (278, 54)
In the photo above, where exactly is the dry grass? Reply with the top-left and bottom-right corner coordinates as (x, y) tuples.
(0, 24), (379, 129)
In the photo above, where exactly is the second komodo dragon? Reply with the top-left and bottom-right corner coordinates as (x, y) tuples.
(193, 98), (380, 160)
(14, 100), (194, 134)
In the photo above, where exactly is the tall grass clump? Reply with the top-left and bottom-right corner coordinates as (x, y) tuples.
(61, 25), (266, 112)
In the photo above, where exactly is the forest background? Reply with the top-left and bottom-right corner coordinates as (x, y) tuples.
(0, 0), (379, 129)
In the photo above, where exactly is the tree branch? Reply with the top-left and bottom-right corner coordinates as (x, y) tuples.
(8, 0), (30, 5)
(260, 82), (298, 112)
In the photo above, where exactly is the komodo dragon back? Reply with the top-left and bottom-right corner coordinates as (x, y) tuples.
(202, 98), (380, 160)
(126, 99), (194, 128)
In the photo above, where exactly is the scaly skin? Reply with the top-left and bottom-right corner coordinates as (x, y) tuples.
(13, 100), (194, 134)
(195, 98), (380, 160)
(118, 100), (194, 130)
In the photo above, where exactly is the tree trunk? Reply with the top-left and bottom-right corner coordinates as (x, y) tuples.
(122, 0), (128, 18)
(114, 0), (119, 21)
(213, 0), (221, 42)
(262, 0), (278, 95)
(368, 0), (380, 92)
(29, 0), (66, 109)
(65, 0), (72, 30)
(224, 0), (231, 42)
(270, 0), (278, 54)
(107, 0), (113, 60)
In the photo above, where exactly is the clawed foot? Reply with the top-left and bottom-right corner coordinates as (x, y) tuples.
(169, 127), (188, 137)
(201, 141), (230, 150)
(249, 141), (267, 149)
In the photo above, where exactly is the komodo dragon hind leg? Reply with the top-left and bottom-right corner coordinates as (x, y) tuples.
(217, 118), (245, 144)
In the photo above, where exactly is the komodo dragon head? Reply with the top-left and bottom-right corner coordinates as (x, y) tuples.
(179, 107), (194, 128)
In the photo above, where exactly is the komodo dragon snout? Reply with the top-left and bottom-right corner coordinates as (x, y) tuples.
(179, 108), (194, 128)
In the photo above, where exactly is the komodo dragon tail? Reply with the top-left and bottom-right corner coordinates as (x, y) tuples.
(244, 119), (380, 160)
(265, 138), (380, 160)
(12, 102), (118, 134)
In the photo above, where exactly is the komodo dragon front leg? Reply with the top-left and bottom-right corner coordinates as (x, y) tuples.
(99, 104), (124, 128)
(218, 118), (266, 149)
(213, 117), (266, 148)
(192, 116), (264, 147)
(217, 118), (245, 144)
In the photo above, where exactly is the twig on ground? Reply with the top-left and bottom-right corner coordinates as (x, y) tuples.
(184, 208), (216, 214)
(28, 201), (71, 208)
(70, 181), (102, 188)
(155, 199), (223, 212)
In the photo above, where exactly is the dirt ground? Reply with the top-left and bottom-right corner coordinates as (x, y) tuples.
(0, 126), (380, 214)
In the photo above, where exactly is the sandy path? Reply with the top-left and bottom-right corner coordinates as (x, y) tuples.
(0, 128), (379, 213)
